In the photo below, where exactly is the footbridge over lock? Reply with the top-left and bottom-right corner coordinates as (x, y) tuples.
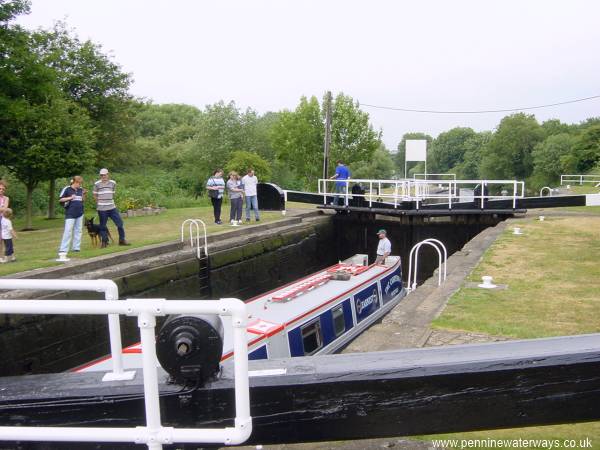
(257, 177), (600, 220)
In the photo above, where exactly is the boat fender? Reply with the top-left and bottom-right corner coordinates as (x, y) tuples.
(156, 314), (224, 385)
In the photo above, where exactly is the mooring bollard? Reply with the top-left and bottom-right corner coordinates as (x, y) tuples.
(539, 216), (545, 221)
(513, 227), (523, 235)
(478, 275), (497, 289)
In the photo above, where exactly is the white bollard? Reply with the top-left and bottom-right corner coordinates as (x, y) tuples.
(539, 216), (545, 221)
(513, 227), (523, 235)
(478, 275), (497, 289)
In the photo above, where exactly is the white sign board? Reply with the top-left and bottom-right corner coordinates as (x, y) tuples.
(406, 139), (427, 162)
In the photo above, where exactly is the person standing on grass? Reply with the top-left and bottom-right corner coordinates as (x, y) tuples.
(93, 168), (130, 248)
(0, 180), (9, 256)
(227, 171), (244, 226)
(242, 168), (260, 222)
(58, 176), (86, 257)
(206, 169), (225, 224)
(1, 208), (17, 263)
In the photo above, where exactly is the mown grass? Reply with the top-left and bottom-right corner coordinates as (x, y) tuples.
(422, 215), (600, 448)
(432, 216), (600, 338)
(0, 206), (297, 276)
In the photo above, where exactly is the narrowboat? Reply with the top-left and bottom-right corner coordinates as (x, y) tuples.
(74, 254), (405, 380)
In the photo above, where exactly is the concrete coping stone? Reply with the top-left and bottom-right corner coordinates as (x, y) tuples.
(1, 210), (320, 282)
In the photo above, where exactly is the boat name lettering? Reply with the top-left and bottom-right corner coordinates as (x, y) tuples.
(357, 289), (378, 315)
(384, 275), (401, 294)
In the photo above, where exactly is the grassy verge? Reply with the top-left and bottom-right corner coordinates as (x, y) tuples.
(423, 215), (600, 448)
(0, 206), (301, 276)
(432, 216), (600, 338)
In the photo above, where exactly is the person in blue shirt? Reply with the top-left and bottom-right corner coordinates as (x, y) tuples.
(330, 160), (351, 206)
(58, 176), (86, 256)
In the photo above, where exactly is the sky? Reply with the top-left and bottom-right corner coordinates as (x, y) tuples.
(16, 0), (600, 151)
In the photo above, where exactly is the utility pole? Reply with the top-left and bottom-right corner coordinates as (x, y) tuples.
(322, 91), (332, 180)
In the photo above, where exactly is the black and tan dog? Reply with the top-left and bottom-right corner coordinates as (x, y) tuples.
(85, 217), (113, 247)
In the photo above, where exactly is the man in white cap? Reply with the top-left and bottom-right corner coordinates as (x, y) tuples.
(375, 229), (391, 265)
(93, 168), (130, 248)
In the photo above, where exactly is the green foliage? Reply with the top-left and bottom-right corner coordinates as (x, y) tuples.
(0, 0), (30, 23)
(479, 113), (544, 180)
(530, 133), (576, 188)
(270, 96), (324, 190)
(224, 151), (271, 180)
(428, 127), (476, 173)
(270, 93), (379, 190)
(454, 131), (492, 180)
(352, 143), (394, 179)
(329, 93), (379, 172)
(570, 124), (600, 173)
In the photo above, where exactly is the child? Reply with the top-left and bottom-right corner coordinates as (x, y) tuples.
(1, 208), (17, 263)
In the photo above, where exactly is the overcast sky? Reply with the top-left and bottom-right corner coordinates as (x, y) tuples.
(16, 0), (600, 150)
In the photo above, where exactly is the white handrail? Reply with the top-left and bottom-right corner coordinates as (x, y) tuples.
(407, 239), (447, 291)
(561, 174), (600, 185)
(181, 219), (208, 259)
(317, 178), (525, 209)
(0, 279), (133, 382)
(0, 296), (251, 449)
(413, 173), (456, 181)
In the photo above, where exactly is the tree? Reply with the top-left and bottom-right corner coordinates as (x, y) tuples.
(328, 93), (379, 175)
(31, 23), (136, 167)
(224, 151), (271, 181)
(270, 96), (323, 190)
(428, 127), (477, 173)
(531, 133), (576, 188)
(479, 113), (544, 180)
(1, 97), (95, 228)
(454, 131), (492, 180)
(352, 143), (394, 179)
(395, 132), (433, 178)
(570, 124), (600, 173)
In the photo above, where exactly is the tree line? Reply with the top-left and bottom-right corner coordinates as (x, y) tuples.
(398, 114), (600, 189)
(2, 0), (600, 228)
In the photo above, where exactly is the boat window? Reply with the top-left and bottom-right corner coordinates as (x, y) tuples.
(332, 306), (346, 337)
(301, 320), (323, 355)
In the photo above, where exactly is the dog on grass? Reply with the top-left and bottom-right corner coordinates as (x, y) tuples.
(85, 217), (113, 247)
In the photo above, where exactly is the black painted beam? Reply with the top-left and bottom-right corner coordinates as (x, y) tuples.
(319, 205), (526, 216)
(1, 334), (600, 449)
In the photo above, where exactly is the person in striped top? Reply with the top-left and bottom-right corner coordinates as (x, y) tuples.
(93, 168), (130, 248)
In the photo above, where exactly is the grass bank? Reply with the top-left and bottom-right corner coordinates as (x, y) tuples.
(432, 216), (600, 338)
(423, 213), (600, 448)
(0, 206), (297, 277)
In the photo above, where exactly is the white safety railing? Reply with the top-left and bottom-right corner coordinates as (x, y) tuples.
(407, 239), (447, 291)
(318, 178), (525, 210)
(181, 219), (208, 259)
(0, 279), (133, 382)
(561, 174), (600, 185)
(318, 178), (412, 208)
(540, 186), (553, 197)
(0, 294), (251, 450)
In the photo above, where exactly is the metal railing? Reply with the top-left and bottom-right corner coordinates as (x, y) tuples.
(407, 239), (447, 291)
(318, 178), (525, 210)
(0, 279), (133, 382)
(0, 288), (251, 449)
(561, 174), (600, 185)
(181, 219), (208, 259)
